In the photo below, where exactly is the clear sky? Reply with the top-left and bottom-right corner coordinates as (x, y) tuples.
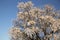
(0, 0), (60, 40)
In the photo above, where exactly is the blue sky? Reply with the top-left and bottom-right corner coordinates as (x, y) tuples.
(0, 0), (60, 40)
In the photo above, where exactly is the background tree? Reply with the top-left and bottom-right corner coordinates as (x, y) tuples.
(9, 1), (60, 40)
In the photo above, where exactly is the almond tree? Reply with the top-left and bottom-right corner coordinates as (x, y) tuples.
(9, 1), (60, 40)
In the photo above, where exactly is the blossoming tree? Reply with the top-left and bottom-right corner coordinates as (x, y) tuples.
(9, 1), (60, 40)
